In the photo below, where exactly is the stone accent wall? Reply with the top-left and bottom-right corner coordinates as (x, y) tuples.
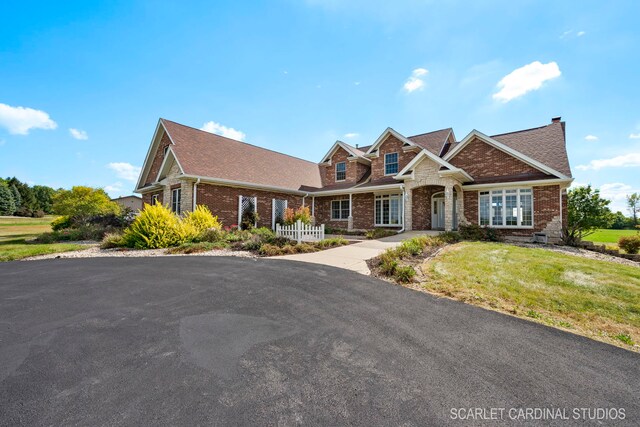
(142, 191), (163, 206)
(196, 184), (304, 229)
(145, 132), (172, 186)
(449, 137), (549, 181)
(402, 155), (460, 231)
(370, 135), (417, 181)
(162, 161), (183, 210)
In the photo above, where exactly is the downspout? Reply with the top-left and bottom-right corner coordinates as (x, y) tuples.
(302, 193), (308, 207)
(192, 178), (200, 210)
(398, 184), (406, 233)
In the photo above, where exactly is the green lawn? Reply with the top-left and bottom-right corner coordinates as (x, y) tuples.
(583, 229), (638, 249)
(421, 242), (640, 350)
(0, 216), (84, 261)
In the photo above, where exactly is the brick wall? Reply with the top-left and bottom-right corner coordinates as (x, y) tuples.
(411, 186), (444, 230)
(142, 191), (163, 206)
(314, 195), (349, 229)
(461, 185), (562, 238)
(449, 137), (549, 181)
(314, 193), (401, 230)
(370, 135), (417, 180)
(320, 147), (370, 185)
(145, 132), (172, 186)
(196, 183), (304, 228)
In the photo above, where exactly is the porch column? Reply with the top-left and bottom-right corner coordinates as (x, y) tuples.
(444, 184), (454, 231)
(404, 188), (412, 231)
(347, 193), (353, 231)
(455, 186), (465, 227)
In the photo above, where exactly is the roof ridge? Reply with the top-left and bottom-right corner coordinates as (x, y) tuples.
(408, 127), (453, 139)
(161, 118), (320, 167)
(490, 123), (554, 138)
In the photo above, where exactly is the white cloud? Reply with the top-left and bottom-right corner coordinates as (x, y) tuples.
(629, 133), (640, 139)
(354, 81), (361, 86)
(105, 182), (123, 193)
(492, 61), (561, 102)
(69, 128), (88, 140)
(107, 162), (142, 181)
(0, 103), (57, 135)
(403, 68), (428, 93)
(599, 183), (640, 213)
(584, 135), (598, 141)
(200, 121), (246, 141)
(577, 31), (586, 37)
(344, 132), (359, 139)
(576, 152), (640, 170)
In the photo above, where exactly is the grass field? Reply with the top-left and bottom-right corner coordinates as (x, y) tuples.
(583, 228), (638, 250)
(0, 216), (84, 262)
(420, 242), (640, 351)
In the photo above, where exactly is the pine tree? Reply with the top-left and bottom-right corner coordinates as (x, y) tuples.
(0, 184), (16, 216)
(9, 185), (21, 213)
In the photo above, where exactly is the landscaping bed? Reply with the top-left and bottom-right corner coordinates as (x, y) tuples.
(368, 236), (640, 352)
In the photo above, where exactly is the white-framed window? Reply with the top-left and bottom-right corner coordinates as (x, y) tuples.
(335, 162), (346, 181)
(171, 188), (181, 214)
(375, 193), (402, 226)
(151, 194), (159, 205)
(331, 199), (350, 220)
(479, 188), (533, 228)
(384, 152), (399, 175)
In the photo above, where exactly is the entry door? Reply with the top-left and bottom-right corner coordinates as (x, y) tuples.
(432, 197), (445, 230)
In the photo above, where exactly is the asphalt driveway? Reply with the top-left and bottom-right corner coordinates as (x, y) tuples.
(0, 257), (637, 425)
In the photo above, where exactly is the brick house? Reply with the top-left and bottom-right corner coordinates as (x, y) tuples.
(134, 117), (573, 241)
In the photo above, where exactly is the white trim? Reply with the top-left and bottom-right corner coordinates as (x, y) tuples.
(310, 183), (402, 197)
(135, 119), (176, 192)
(180, 174), (308, 196)
(394, 148), (469, 180)
(238, 195), (258, 228)
(171, 187), (182, 214)
(462, 178), (573, 190)
(444, 130), (570, 179)
(374, 193), (403, 227)
(154, 146), (185, 182)
(384, 152), (399, 176)
(335, 161), (346, 182)
(330, 198), (350, 220)
(365, 127), (417, 155)
(320, 140), (370, 164)
(478, 188), (534, 229)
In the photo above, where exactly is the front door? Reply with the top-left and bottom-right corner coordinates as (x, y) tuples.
(432, 197), (445, 230)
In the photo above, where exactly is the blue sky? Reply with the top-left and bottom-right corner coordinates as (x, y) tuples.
(1, 0), (638, 213)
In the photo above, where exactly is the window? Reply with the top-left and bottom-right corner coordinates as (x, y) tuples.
(151, 194), (159, 205)
(331, 199), (350, 220)
(375, 194), (402, 226)
(335, 162), (346, 181)
(384, 153), (399, 175)
(171, 188), (181, 214)
(164, 145), (169, 156)
(479, 188), (533, 227)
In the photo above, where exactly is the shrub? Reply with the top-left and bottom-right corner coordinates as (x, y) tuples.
(283, 206), (312, 225)
(618, 235), (640, 254)
(121, 203), (184, 249)
(437, 231), (461, 244)
(399, 239), (423, 256)
(36, 225), (105, 243)
(224, 229), (253, 242)
(258, 243), (298, 256)
(101, 232), (125, 249)
(199, 227), (224, 243)
(379, 258), (398, 276)
(52, 186), (121, 219)
(394, 266), (416, 283)
(51, 216), (72, 231)
(365, 228), (397, 239)
(315, 237), (349, 249)
(183, 205), (222, 233)
(458, 224), (501, 242)
(167, 241), (229, 254)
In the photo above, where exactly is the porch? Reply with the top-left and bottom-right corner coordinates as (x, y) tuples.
(406, 184), (464, 232)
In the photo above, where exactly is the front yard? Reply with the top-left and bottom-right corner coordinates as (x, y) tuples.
(419, 241), (640, 350)
(0, 216), (84, 261)
(583, 228), (638, 251)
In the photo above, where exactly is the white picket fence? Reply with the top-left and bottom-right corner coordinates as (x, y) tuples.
(275, 220), (325, 243)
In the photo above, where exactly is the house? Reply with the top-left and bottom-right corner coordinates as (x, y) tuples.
(111, 195), (143, 212)
(134, 117), (572, 241)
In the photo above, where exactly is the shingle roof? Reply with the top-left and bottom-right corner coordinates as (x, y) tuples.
(161, 119), (323, 191)
(408, 128), (452, 156)
(491, 121), (572, 177)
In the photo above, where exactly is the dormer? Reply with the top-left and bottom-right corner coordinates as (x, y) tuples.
(319, 141), (370, 185)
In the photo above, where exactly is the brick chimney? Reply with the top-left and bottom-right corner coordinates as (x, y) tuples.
(551, 116), (562, 123)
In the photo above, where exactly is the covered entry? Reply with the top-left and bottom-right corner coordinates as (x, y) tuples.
(431, 191), (457, 230)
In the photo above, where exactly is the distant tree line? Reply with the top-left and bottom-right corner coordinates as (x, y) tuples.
(0, 177), (58, 217)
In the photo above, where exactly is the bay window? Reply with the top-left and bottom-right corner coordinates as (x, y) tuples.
(479, 188), (533, 227)
(375, 194), (402, 226)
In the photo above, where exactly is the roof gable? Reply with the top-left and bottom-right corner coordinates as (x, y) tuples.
(320, 141), (369, 164)
(444, 129), (570, 179)
(135, 120), (175, 191)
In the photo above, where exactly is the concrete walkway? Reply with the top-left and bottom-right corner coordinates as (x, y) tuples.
(274, 231), (440, 275)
